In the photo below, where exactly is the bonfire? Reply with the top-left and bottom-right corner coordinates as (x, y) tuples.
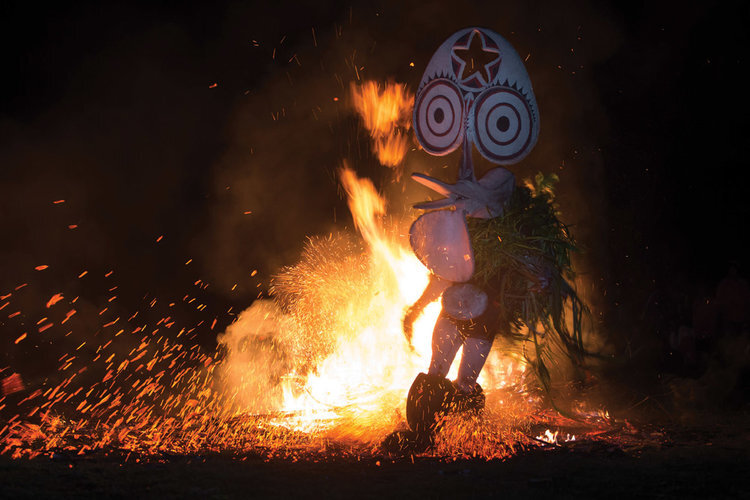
(1, 30), (619, 463)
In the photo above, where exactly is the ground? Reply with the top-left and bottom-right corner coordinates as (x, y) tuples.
(1, 410), (748, 499)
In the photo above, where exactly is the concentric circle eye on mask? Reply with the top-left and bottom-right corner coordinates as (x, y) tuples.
(414, 78), (465, 155)
(471, 87), (538, 164)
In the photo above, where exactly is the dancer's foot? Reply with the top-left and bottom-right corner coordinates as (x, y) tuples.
(450, 383), (485, 414)
(381, 429), (434, 455)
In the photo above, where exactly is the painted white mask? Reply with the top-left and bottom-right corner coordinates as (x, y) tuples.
(409, 27), (539, 282)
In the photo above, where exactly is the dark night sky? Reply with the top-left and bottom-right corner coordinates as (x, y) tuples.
(1, 0), (749, 366)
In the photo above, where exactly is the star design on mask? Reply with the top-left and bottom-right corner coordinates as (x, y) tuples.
(452, 31), (500, 83)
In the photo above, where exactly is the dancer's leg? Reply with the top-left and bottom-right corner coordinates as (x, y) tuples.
(455, 337), (492, 392)
(428, 315), (463, 377)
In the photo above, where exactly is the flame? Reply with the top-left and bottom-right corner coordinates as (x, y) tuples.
(214, 166), (539, 450)
(0, 164), (551, 460)
(1, 373), (25, 396)
(350, 81), (412, 169)
(535, 429), (576, 445)
(374, 134), (411, 169)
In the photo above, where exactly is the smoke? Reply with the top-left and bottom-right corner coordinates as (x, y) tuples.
(215, 232), (368, 412)
(215, 299), (295, 413)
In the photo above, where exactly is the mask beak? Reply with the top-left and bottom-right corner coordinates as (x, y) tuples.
(411, 167), (515, 219)
(412, 172), (454, 197)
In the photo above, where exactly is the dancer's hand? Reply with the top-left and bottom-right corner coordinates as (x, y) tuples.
(402, 306), (419, 350)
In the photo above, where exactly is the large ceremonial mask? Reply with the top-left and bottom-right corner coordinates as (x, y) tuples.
(409, 27), (539, 316)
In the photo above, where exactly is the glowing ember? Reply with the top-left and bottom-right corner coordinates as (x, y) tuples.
(2, 373), (25, 396)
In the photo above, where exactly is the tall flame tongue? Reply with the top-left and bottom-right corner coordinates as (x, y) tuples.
(272, 167), (441, 439)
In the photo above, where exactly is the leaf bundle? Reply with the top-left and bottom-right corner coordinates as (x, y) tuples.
(467, 173), (587, 393)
